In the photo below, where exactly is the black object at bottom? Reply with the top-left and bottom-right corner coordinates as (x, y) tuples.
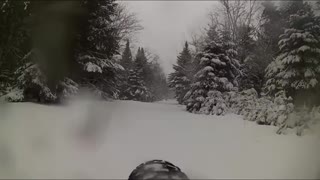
(128, 160), (189, 180)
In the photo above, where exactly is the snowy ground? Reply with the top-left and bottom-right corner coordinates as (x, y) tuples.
(1, 97), (320, 179)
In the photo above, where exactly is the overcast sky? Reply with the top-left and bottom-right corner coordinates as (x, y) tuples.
(124, 1), (218, 74)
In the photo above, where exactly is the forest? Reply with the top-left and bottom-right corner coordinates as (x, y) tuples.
(1, 0), (320, 179)
(0, 0), (168, 103)
(1, 0), (320, 136)
(169, 0), (320, 136)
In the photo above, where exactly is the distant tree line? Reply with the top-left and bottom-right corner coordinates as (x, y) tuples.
(119, 40), (168, 102)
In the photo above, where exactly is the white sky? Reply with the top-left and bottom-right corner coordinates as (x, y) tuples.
(124, 1), (218, 74)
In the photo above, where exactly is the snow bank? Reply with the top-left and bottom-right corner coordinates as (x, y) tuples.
(0, 99), (319, 179)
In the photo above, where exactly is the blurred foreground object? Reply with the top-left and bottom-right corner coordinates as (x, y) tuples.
(31, 0), (84, 89)
(129, 160), (189, 180)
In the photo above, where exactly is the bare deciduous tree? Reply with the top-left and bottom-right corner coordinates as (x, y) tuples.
(143, 47), (160, 63)
(189, 31), (206, 54)
(208, 0), (261, 42)
(112, 2), (143, 46)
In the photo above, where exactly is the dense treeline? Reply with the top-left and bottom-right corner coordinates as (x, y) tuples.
(119, 41), (168, 101)
(169, 0), (320, 135)
(0, 0), (168, 103)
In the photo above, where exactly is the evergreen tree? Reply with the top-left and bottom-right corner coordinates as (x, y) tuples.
(76, 0), (123, 99)
(240, 38), (270, 95)
(236, 24), (255, 64)
(279, 0), (305, 22)
(122, 69), (150, 101)
(168, 42), (193, 104)
(261, 1), (284, 56)
(135, 47), (154, 90)
(118, 39), (133, 99)
(3, 51), (78, 103)
(236, 24), (257, 92)
(265, 2), (320, 106)
(148, 60), (169, 101)
(1, 0), (141, 102)
(184, 33), (241, 113)
(240, 1), (284, 95)
(205, 24), (220, 45)
(135, 47), (148, 77)
(0, 1), (31, 94)
(2, 1), (81, 102)
(120, 39), (133, 70)
(122, 49), (151, 101)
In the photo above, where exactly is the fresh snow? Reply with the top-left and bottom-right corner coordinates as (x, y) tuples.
(298, 45), (311, 52)
(0, 98), (320, 179)
(305, 69), (314, 78)
(85, 62), (102, 73)
(1, 88), (24, 101)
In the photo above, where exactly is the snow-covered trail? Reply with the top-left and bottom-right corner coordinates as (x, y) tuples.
(1, 99), (320, 179)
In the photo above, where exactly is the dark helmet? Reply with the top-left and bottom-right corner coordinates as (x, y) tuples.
(128, 160), (189, 180)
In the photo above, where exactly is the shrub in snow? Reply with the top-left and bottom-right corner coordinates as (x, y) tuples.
(270, 91), (295, 125)
(228, 88), (259, 115)
(6, 62), (57, 103)
(277, 105), (320, 136)
(231, 89), (320, 135)
(230, 90), (293, 125)
(199, 90), (228, 115)
(227, 89), (264, 121)
(185, 82), (317, 136)
(3, 60), (79, 103)
(252, 91), (294, 126)
(59, 78), (79, 99)
(2, 88), (24, 102)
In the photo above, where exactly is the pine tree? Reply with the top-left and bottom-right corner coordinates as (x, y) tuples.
(3, 51), (78, 103)
(148, 60), (169, 101)
(135, 47), (148, 77)
(135, 47), (154, 89)
(236, 24), (257, 92)
(123, 67), (151, 101)
(261, 1), (284, 56)
(240, 1), (285, 95)
(76, 0), (123, 99)
(121, 48), (151, 101)
(0, 1), (31, 94)
(122, 70), (150, 101)
(118, 40), (133, 99)
(240, 38), (270, 95)
(265, 2), (320, 106)
(1, 0), (139, 102)
(120, 39), (133, 70)
(184, 33), (241, 113)
(279, 0), (305, 22)
(168, 42), (193, 104)
(2, 1), (81, 102)
(237, 25), (255, 63)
